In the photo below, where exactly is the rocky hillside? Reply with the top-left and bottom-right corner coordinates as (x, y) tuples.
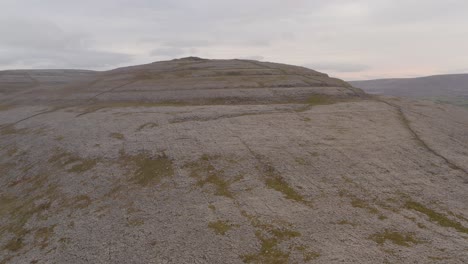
(1, 58), (467, 263)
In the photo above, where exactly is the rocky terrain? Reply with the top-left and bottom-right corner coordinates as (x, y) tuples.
(1, 57), (467, 263)
(350, 74), (468, 108)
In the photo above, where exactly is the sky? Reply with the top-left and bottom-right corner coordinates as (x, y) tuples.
(0, 0), (467, 80)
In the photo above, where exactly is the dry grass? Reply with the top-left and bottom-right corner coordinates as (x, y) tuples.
(405, 201), (468, 234)
(197, 174), (233, 198)
(185, 155), (234, 198)
(0, 104), (14, 112)
(136, 122), (158, 132)
(265, 176), (305, 203)
(0, 125), (30, 136)
(76, 101), (190, 116)
(34, 225), (56, 249)
(208, 220), (237, 235)
(110, 132), (125, 140)
(306, 94), (337, 106)
(241, 211), (302, 264)
(120, 151), (174, 186)
(351, 198), (379, 215)
(48, 150), (99, 173)
(369, 230), (421, 247)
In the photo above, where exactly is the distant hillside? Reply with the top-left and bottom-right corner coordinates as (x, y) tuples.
(350, 74), (468, 108)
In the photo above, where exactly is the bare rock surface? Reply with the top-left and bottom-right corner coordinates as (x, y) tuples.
(0, 58), (467, 263)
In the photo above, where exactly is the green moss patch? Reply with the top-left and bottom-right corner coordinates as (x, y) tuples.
(265, 176), (305, 203)
(48, 150), (99, 173)
(120, 151), (174, 186)
(76, 101), (189, 116)
(34, 225), (56, 249)
(242, 231), (290, 264)
(110, 132), (125, 140)
(369, 230), (421, 247)
(208, 220), (237, 235)
(351, 198), (379, 215)
(197, 174), (233, 198)
(0, 104), (14, 112)
(184, 155), (234, 198)
(405, 201), (468, 234)
(0, 125), (30, 135)
(241, 211), (302, 264)
(136, 122), (158, 132)
(6, 147), (18, 157)
(0, 192), (52, 252)
(306, 95), (337, 106)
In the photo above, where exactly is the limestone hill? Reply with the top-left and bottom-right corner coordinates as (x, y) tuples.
(1, 58), (467, 263)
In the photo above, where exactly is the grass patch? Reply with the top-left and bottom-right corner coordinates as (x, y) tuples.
(184, 155), (234, 198)
(294, 157), (307, 165)
(110, 133), (125, 140)
(0, 125), (29, 136)
(405, 201), (468, 234)
(3, 237), (24, 252)
(369, 230), (421, 247)
(242, 231), (290, 264)
(6, 147), (18, 157)
(0, 162), (14, 177)
(306, 94), (337, 106)
(34, 225), (55, 249)
(208, 220), (236, 235)
(265, 176), (305, 203)
(302, 251), (321, 262)
(127, 218), (145, 227)
(0, 174), (96, 255)
(71, 195), (92, 209)
(136, 122), (158, 132)
(76, 101), (190, 116)
(378, 215), (388, 220)
(49, 150), (99, 173)
(197, 174), (233, 198)
(120, 151), (174, 186)
(68, 160), (97, 173)
(351, 198), (379, 215)
(241, 211), (302, 264)
(0, 190), (53, 252)
(337, 220), (357, 227)
(0, 104), (14, 111)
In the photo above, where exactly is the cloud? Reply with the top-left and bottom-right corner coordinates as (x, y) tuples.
(0, 48), (132, 69)
(150, 47), (186, 58)
(0, 0), (468, 79)
(0, 18), (132, 69)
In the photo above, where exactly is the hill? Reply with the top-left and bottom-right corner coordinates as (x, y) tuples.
(350, 74), (468, 108)
(1, 58), (467, 263)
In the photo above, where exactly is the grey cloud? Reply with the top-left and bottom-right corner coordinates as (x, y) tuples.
(0, 0), (467, 79)
(0, 18), (87, 50)
(0, 48), (132, 69)
(150, 47), (187, 58)
(0, 18), (132, 69)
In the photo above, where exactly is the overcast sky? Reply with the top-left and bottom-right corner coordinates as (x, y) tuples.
(1, 0), (467, 80)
